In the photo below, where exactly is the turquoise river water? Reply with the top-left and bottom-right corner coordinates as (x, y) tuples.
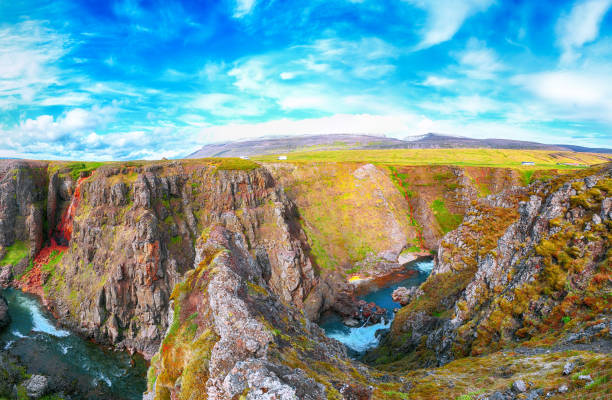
(0, 288), (147, 399)
(320, 258), (433, 355)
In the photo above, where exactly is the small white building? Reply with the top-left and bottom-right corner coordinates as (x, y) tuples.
(521, 161), (535, 166)
(239, 156), (250, 160)
(278, 155), (287, 160)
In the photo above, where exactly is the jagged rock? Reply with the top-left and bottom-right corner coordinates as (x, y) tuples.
(563, 361), (575, 375)
(0, 161), (47, 256)
(485, 391), (506, 400)
(512, 380), (527, 393)
(0, 295), (9, 330)
(23, 375), (48, 399)
(146, 225), (349, 399)
(381, 165), (612, 367)
(558, 384), (569, 393)
(7, 161), (321, 358)
(577, 374), (592, 382)
(524, 389), (542, 400)
(0, 267), (11, 288)
(392, 286), (420, 306)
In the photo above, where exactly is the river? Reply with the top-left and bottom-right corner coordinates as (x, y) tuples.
(0, 288), (147, 400)
(320, 258), (433, 355)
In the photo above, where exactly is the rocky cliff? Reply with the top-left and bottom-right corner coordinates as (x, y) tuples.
(369, 164), (611, 369)
(2, 158), (610, 399)
(1, 159), (319, 358)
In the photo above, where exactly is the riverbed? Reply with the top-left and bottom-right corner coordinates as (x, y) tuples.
(320, 258), (433, 355)
(0, 288), (147, 400)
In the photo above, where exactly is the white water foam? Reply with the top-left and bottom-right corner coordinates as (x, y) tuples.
(10, 330), (25, 338)
(20, 295), (70, 337)
(414, 259), (434, 273)
(326, 318), (392, 353)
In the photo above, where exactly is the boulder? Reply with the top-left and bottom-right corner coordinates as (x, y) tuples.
(392, 286), (413, 306)
(511, 379), (527, 393)
(562, 361), (574, 375)
(24, 375), (49, 399)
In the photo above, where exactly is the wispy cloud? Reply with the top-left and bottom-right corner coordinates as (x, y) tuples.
(422, 76), (456, 87)
(406, 0), (495, 49)
(1, 0), (611, 158)
(233, 0), (257, 18)
(456, 38), (504, 79)
(0, 20), (72, 108)
(556, 0), (612, 63)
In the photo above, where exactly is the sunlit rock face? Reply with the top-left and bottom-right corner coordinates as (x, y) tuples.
(145, 225), (354, 399)
(378, 164), (612, 368)
(0, 160), (319, 358)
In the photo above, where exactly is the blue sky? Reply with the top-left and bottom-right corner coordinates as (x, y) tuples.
(1, 0), (611, 160)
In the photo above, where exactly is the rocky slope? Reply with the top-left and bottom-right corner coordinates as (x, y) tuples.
(2, 158), (611, 399)
(1, 159), (319, 358)
(145, 163), (612, 400)
(368, 164), (612, 370)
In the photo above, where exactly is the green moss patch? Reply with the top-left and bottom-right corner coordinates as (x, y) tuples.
(0, 240), (28, 267)
(431, 199), (462, 234)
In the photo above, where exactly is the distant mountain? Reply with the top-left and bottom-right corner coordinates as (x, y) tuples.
(186, 133), (612, 158)
(186, 134), (408, 158)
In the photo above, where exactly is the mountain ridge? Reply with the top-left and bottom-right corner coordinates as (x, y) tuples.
(187, 133), (612, 158)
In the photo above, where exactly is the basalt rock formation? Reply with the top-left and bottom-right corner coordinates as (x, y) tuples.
(369, 164), (612, 369)
(0, 159), (319, 358)
(44, 161), (319, 358)
(145, 225), (355, 399)
(0, 161), (48, 275)
(2, 157), (611, 399)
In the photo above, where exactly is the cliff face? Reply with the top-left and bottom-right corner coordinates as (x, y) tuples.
(0, 161), (48, 269)
(0, 159), (545, 356)
(0, 160), (318, 358)
(145, 225), (358, 399)
(2, 158), (611, 399)
(371, 164), (611, 368)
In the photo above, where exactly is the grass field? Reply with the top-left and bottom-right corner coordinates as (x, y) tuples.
(253, 148), (610, 169)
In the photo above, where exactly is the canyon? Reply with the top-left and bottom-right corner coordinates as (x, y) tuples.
(0, 157), (610, 399)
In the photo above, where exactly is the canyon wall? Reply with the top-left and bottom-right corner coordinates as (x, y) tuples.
(0, 159), (555, 357)
(1, 160), (318, 358)
(1, 158), (611, 399)
(368, 164), (611, 369)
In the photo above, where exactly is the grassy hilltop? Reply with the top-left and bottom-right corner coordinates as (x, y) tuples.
(253, 148), (610, 169)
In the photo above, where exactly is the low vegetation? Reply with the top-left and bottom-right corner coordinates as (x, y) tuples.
(0, 240), (28, 267)
(254, 148), (607, 169)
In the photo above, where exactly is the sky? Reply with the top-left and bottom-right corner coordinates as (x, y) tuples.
(0, 0), (611, 160)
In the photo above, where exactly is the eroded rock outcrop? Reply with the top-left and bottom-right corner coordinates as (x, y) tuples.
(371, 164), (612, 367)
(146, 225), (372, 399)
(0, 161), (48, 274)
(39, 162), (317, 358)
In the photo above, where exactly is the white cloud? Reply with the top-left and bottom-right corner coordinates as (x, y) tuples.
(406, 0), (494, 49)
(0, 20), (71, 107)
(233, 0), (257, 18)
(191, 93), (268, 117)
(221, 36), (401, 115)
(513, 69), (612, 122)
(422, 76), (455, 86)
(457, 38), (504, 79)
(557, 0), (612, 63)
(15, 105), (118, 142)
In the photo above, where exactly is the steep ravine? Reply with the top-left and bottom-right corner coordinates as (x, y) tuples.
(145, 163), (612, 399)
(1, 159), (610, 399)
